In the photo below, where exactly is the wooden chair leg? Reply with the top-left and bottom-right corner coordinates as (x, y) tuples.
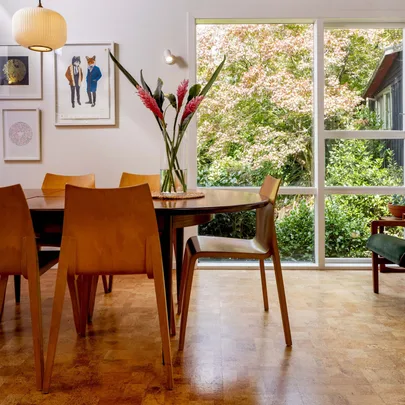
(102, 275), (109, 294)
(79, 276), (91, 337)
(43, 266), (67, 394)
(43, 265), (69, 394)
(179, 255), (198, 351)
(0, 275), (9, 322)
(108, 275), (113, 293)
(272, 246), (292, 347)
(14, 275), (21, 304)
(27, 269), (44, 391)
(88, 276), (99, 323)
(77, 275), (83, 306)
(177, 246), (190, 315)
(259, 259), (269, 311)
(67, 275), (81, 334)
(372, 252), (379, 294)
(153, 261), (173, 389)
(175, 227), (184, 302)
(170, 295), (175, 336)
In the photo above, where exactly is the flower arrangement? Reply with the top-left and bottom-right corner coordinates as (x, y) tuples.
(109, 51), (225, 193)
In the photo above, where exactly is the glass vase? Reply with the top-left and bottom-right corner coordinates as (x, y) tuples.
(160, 133), (188, 194)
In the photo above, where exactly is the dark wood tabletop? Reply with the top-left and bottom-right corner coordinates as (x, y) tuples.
(24, 188), (269, 215)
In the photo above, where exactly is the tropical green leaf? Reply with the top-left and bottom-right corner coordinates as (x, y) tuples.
(187, 84), (202, 102)
(154, 78), (164, 110)
(179, 113), (195, 133)
(165, 93), (177, 109)
(140, 70), (152, 95)
(109, 50), (140, 89)
(200, 55), (226, 97)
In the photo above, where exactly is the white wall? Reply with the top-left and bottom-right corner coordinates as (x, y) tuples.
(1, 0), (405, 188)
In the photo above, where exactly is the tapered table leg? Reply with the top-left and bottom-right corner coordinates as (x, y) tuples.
(175, 227), (184, 302)
(159, 214), (175, 336)
(14, 275), (21, 304)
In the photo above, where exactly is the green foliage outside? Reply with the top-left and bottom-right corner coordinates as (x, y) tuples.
(275, 197), (315, 261)
(392, 194), (405, 205)
(200, 138), (403, 260)
(197, 25), (404, 260)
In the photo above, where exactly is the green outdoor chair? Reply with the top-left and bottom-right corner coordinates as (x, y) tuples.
(366, 233), (405, 293)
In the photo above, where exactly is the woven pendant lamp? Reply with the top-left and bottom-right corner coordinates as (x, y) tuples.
(12, 0), (67, 52)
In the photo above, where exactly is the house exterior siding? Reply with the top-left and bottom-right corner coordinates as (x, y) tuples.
(374, 51), (403, 131)
(368, 51), (403, 168)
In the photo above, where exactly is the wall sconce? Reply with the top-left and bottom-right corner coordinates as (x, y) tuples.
(164, 49), (175, 65)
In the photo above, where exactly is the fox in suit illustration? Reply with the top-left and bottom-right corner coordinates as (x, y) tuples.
(65, 56), (83, 108)
(86, 56), (102, 107)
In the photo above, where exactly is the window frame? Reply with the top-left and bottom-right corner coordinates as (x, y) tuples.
(376, 86), (393, 129)
(189, 17), (405, 269)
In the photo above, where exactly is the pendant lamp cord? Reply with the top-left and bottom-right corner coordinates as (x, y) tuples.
(38, 0), (43, 7)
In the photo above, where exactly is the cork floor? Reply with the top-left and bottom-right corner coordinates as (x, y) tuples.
(1, 269), (405, 405)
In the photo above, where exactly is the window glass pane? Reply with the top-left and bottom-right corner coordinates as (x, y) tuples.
(324, 28), (403, 131)
(325, 139), (404, 186)
(276, 195), (315, 262)
(198, 195), (315, 262)
(325, 194), (403, 258)
(197, 24), (313, 187)
(386, 92), (392, 129)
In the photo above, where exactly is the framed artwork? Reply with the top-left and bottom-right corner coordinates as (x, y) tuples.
(0, 45), (42, 99)
(2, 109), (41, 161)
(54, 42), (116, 126)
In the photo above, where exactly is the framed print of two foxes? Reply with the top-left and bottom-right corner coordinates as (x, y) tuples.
(54, 42), (116, 126)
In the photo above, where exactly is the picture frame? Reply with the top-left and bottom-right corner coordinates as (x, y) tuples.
(0, 45), (42, 99)
(2, 109), (41, 161)
(54, 42), (116, 126)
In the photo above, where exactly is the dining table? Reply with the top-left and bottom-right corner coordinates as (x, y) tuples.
(25, 188), (269, 335)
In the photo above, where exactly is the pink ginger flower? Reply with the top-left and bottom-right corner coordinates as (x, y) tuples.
(181, 95), (204, 123)
(137, 86), (164, 121)
(177, 79), (189, 110)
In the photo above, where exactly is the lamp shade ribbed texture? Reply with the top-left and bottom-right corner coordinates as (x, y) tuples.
(12, 6), (67, 52)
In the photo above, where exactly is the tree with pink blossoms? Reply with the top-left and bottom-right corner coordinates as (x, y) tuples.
(196, 24), (402, 187)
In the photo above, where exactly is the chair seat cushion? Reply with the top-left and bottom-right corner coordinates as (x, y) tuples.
(367, 234), (405, 266)
(189, 235), (268, 259)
